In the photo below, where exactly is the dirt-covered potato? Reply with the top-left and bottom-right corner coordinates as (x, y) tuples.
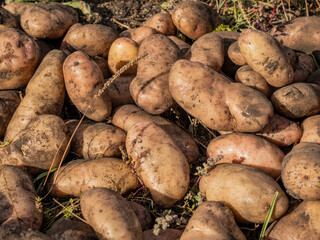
(307, 69), (320, 85)
(1, 115), (69, 173)
(46, 218), (97, 240)
(0, 165), (42, 229)
(107, 76), (135, 107)
(143, 229), (182, 240)
(144, 13), (175, 35)
(92, 56), (109, 78)
(300, 115), (320, 144)
(112, 104), (199, 163)
(126, 121), (190, 208)
(66, 24), (119, 57)
(238, 29), (294, 87)
(81, 187), (143, 240)
(0, 91), (20, 137)
(108, 37), (138, 75)
(200, 164), (289, 223)
(130, 34), (180, 114)
(60, 23), (82, 54)
(20, 2), (78, 39)
(167, 35), (190, 54)
(282, 143), (320, 200)
(0, 28), (41, 90)
(120, 26), (156, 45)
(48, 157), (139, 198)
(5, 50), (66, 141)
(169, 60), (274, 132)
(189, 32), (224, 71)
(3, 2), (32, 20)
(235, 65), (272, 97)
(207, 133), (284, 178)
(293, 52), (316, 82)
(257, 114), (302, 147)
(228, 41), (246, 66)
(267, 201), (320, 239)
(63, 51), (112, 121)
(0, 7), (19, 31)
(271, 83), (320, 118)
(0, 227), (52, 240)
(180, 201), (246, 240)
(128, 201), (152, 230)
(171, 1), (221, 40)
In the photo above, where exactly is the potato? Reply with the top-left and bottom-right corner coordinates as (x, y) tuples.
(171, 1), (221, 40)
(112, 104), (199, 163)
(238, 29), (294, 87)
(1, 115), (69, 173)
(107, 76), (135, 107)
(271, 83), (320, 118)
(207, 133), (284, 178)
(130, 34), (180, 114)
(66, 24), (119, 57)
(267, 201), (320, 239)
(169, 60), (274, 132)
(271, 16), (320, 54)
(66, 121), (126, 159)
(0, 227), (52, 240)
(128, 201), (152, 230)
(282, 45), (297, 69)
(0, 28), (41, 90)
(108, 37), (138, 75)
(120, 26), (156, 45)
(143, 229), (182, 240)
(235, 65), (272, 97)
(63, 51), (112, 121)
(0, 165), (42, 229)
(92, 56), (109, 78)
(144, 13), (175, 35)
(257, 114), (302, 147)
(46, 218), (97, 240)
(228, 41), (246, 66)
(189, 32), (224, 71)
(300, 115), (320, 144)
(20, 2), (78, 39)
(48, 157), (139, 198)
(199, 164), (289, 223)
(60, 23), (82, 54)
(167, 36), (190, 53)
(5, 50), (66, 141)
(282, 143), (320, 200)
(0, 91), (20, 137)
(180, 201), (245, 240)
(126, 121), (189, 208)
(306, 69), (320, 85)
(3, 2), (32, 20)
(293, 52), (316, 82)
(0, 7), (19, 31)
(80, 187), (143, 240)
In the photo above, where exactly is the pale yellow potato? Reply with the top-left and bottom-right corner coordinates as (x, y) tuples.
(144, 13), (175, 35)
(120, 26), (156, 45)
(300, 115), (320, 144)
(228, 41), (246, 66)
(0, 91), (20, 137)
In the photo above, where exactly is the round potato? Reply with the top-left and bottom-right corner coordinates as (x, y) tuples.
(107, 75), (135, 107)
(0, 7), (19, 31)
(228, 41), (246, 66)
(0, 91), (20, 137)
(144, 13), (175, 35)
(60, 23), (82, 55)
(300, 115), (320, 144)
(143, 229), (182, 240)
(293, 52), (316, 83)
(120, 26), (156, 45)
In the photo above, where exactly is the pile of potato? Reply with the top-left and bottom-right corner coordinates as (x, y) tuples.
(0, 1), (320, 239)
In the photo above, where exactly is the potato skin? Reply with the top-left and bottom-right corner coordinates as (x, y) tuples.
(144, 13), (176, 35)
(0, 227), (52, 240)
(63, 51), (112, 121)
(120, 26), (156, 45)
(228, 41), (246, 66)
(169, 59), (274, 132)
(81, 187), (143, 240)
(293, 52), (316, 83)
(281, 143), (320, 200)
(128, 202), (152, 230)
(0, 91), (20, 137)
(300, 115), (320, 144)
(126, 121), (190, 208)
(107, 75), (135, 107)
(238, 29), (294, 87)
(3, 2), (32, 20)
(0, 7), (19, 31)
(207, 133), (284, 178)
(143, 229), (182, 240)
(199, 164), (289, 223)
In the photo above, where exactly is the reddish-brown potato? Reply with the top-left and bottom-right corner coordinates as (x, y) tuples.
(0, 91), (20, 137)
(300, 115), (320, 144)
(144, 13), (176, 35)
(120, 26), (156, 45)
(92, 56), (109, 78)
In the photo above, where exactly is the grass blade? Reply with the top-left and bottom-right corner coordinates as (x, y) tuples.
(259, 191), (278, 240)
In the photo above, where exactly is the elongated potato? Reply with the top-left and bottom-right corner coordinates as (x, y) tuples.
(0, 91), (20, 137)
(81, 187), (143, 240)
(107, 76), (135, 107)
(126, 121), (190, 208)
(238, 29), (294, 87)
(144, 13), (175, 35)
(200, 164), (289, 223)
(5, 49), (66, 141)
(120, 26), (156, 45)
(207, 133), (284, 178)
(300, 115), (320, 144)
(0, 7), (19, 31)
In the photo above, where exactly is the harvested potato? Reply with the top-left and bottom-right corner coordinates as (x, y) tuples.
(167, 35), (190, 55)
(238, 29), (294, 87)
(108, 37), (139, 75)
(112, 104), (199, 163)
(300, 115), (320, 144)
(1, 115), (69, 173)
(235, 65), (272, 97)
(128, 201), (152, 230)
(3, 2), (32, 20)
(228, 41), (246, 66)
(180, 201), (246, 240)
(5, 50), (66, 141)
(171, 1), (221, 40)
(107, 76), (135, 107)
(63, 51), (112, 121)
(271, 83), (320, 118)
(207, 133), (284, 178)
(0, 165), (42, 229)
(20, 2), (78, 39)
(0, 28), (41, 90)
(144, 13), (175, 35)
(293, 52), (316, 82)
(306, 69), (320, 85)
(267, 201), (320, 239)
(0, 7), (19, 31)
(126, 121), (190, 208)
(120, 26), (156, 45)
(48, 157), (139, 198)
(81, 187), (143, 240)
(130, 34), (180, 114)
(189, 32), (224, 71)
(169, 60), (274, 132)
(92, 56), (109, 78)
(143, 229), (182, 240)
(0, 227), (52, 240)
(0, 91), (20, 137)
(60, 23), (82, 54)
(66, 121), (126, 159)
(200, 164), (289, 223)
(282, 143), (320, 200)
(66, 24), (119, 57)
(257, 114), (302, 147)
